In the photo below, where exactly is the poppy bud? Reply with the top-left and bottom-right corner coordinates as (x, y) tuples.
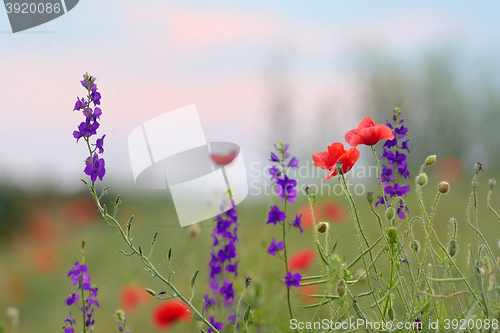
(386, 207), (395, 221)
(437, 181), (449, 194)
(449, 239), (458, 257)
(474, 162), (483, 173)
(317, 222), (328, 234)
(489, 179), (497, 189)
(335, 161), (343, 173)
(366, 192), (374, 203)
(417, 173), (428, 186)
(336, 279), (346, 297)
(245, 277), (252, 287)
(412, 240), (420, 253)
(425, 155), (437, 166)
(388, 307), (395, 321)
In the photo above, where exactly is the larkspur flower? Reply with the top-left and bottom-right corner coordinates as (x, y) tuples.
(84, 154), (106, 182)
(208, 315), (224, 333)
(284, 271), (302, 288)
(289, 214), (303, 233)
(276, 175), (298, 203)
(313, 142), (360, 181)
(345, 117), (395, 147)
(267, 238), (284, 256)
(288, 156), (299, 169)
(95, 134), (105, 154)
(62, 313), (76, 333)
(268, 165), (281, 181)
(376, 108), (411, 219)
(204, 294), (217, 311)
(219, 281), (235, 302)
(267, 205), (286, 225)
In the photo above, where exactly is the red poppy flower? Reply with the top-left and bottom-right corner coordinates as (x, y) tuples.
(312, 142), (359, 181)
(119, 285), (151, 314)
(289, 248), (315, 271)
(152, 300), (191, 330)
(345, 117), (394, 147)
(211, 150), (237, 166)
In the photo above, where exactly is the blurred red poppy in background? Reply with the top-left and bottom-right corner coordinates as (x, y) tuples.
(313, 143), (359, 181)
(27, 212), (57, 242)
(297, 201), (346, 228)
(119, 284), (151, 314)
(152, 300), (191, 330)
(60, 198), (98, 225)
(300, 285), (318, 303)
(435, 156), (465, 183)
(32, 244), (60, 273)
(345, 117), (394, 147)
(211, 150), (237, 166)
(289, 248), (315, 271)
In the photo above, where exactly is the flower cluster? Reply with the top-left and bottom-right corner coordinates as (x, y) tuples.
(114, 310), (130, 333)
(72, 73), (106, 182)
(375, 108), (411, 219)
(266, 141), (303, 288)
(63, 261), (100, 332)
(205, 205), (240, 331)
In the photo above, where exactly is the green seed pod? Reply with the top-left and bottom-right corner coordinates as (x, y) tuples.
(335, 161), (343, 173)
(474, 162), (483, 173)
(145, 288), (156, 297)
(386, 207), (395, 221)
(437, 181), (450, 194)
(417, 173), (428, 186)
(244, 304), (251, 323)
(412, 240), (420, 253)
(489, 178), (497, 189)
(449, 239), (458, 257)
(425, 155), (437, 166)
(317, 222), (328, 234)
(386, 227), (398, 247)
(388, 307), (395, 321)
(336, 279), (346, 297)
(366, 192), (374, 203)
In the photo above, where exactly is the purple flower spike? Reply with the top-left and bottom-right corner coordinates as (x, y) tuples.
(284, 271), (302, 288)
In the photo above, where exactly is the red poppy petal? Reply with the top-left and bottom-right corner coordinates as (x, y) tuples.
(358, 125), (394, 146)
(358, 117), (375, 129)
(312, 151), (331, 170)
(338, 148), (360, 173)
(327, 142), (346, 164)
(344, 129), (359, 147)
(323, 167), (337, 181)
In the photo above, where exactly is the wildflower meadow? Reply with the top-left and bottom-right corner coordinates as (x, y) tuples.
(3, 71), (500, 333)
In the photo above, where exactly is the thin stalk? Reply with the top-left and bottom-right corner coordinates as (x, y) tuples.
(371, 146), (388, 210)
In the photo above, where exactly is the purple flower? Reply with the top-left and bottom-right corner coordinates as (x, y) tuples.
(385, 183), (411, 198)
(218, 243), (236, 263)
(84, 154), (106, 182)
(276, 175), (298, 203)
(267, 238), (284, 256)
(73, 97), (87, 111)
(204, 294), (217, 311)
(67, 261), (88, 287)
(398, 161), (410, 179)
(401, 140), (411, 153)
(73, 119), (99, 142)
(90, 90), (101, 105)
(95, 135), (105, 154)
(289, 214), (303, 233)
(268, 166), (281, 181)
(62, 313), (76, 333)
(269, 152), (280, 162)
(65, 293), (79, 306)
(288, 156), (299, 169)
(284, 271), (302, 288)
(381, 164), (393, 183)
(267, 206), (286, 225)
(219, 281), (234, 302)
(383, 138), (397, 149)
(395, 125), (408, 138)
(208, 316), (224, 333)
(225, 261), (239, 277)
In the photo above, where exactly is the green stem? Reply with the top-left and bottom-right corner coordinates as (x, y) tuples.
(371, 146), (388, 210)
(233, 285), (248, 333)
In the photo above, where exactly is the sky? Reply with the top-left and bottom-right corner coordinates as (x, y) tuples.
(0, 0), (499, 193)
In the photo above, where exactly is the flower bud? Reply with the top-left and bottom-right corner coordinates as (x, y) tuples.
(387, 227), (398, 246)
(449, 239), (458, 257)
(366, 192), (374, 203)
(425, 155), (437, 166)
(388, 307), (395, 321)
(412, 240), (420, 253)
(417, 173), (428, 186)
(245, 277), (252, 287)
(145, 288), (157, 297)
(489, 179), (497, 189)
(335, 161), (343, 173)
(437, 181), (449, 194)
(317, 222), (328, 234)
(336, 279), (346, 297)
(474, 162), (483, 173)
(386, 207), (395, 221)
